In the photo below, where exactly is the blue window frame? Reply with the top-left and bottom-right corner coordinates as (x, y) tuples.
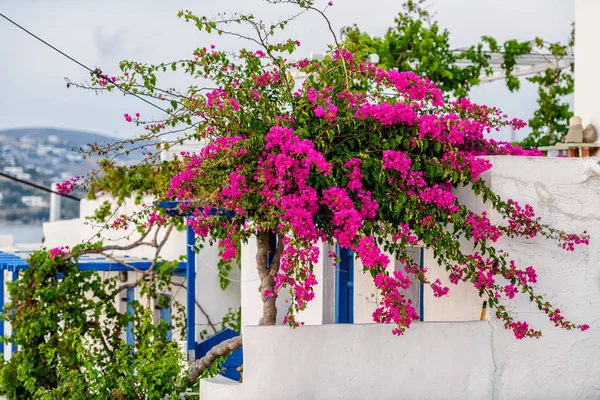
(126, 288), (135, 346)
(335, 244), (354, 324)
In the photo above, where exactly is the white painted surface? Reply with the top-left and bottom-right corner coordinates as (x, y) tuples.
(203, 157), (600, 399)
(49, 183), (61, 222)
(575, 0), (600, 142)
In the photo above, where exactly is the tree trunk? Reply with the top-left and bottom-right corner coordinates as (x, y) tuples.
(257, 232), (284, 326)
(186, 335), (243, 386)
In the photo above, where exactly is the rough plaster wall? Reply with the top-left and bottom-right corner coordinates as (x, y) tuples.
(486, 157), (600, 399)
(575, 0), (600, 142)
(203, 157), (600, 399)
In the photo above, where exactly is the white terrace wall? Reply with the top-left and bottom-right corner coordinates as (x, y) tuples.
(203, 157), (600, 399)
(41, 194), (241, 345)
(575, 0), (600, 142)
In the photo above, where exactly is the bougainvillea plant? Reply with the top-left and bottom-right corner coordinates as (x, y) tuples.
(58, 0), (589, 385)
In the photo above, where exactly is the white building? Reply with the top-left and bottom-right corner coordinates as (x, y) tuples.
(201, 1), (600, 397)
(21, 195), (48, 208)
(48, 135), (61, 144)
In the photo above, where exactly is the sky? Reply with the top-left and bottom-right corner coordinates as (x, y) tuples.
(0, 0), (574, 141)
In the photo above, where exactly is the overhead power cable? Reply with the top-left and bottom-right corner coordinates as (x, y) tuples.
(0, 12), (170, 115)
(0, 171), (81, 201)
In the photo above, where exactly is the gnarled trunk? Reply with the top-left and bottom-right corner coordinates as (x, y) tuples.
(257, 232), (283, 325)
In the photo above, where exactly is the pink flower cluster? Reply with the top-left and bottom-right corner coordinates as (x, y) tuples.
(123, 112), (140, 122)
(257, 126), (331, 242)
(372, 270), (420, 335)
(147, 211), (166, 227)
(49, 246), (70, 260)
(205, 88), (240, 111)
(418, 185), (459, 214)
(504, 199), (541, 239)
(322, 187), (363, 248)
(111, 215), (131, 230)
(560, 232), (590, 251)
(354, 102), (417, 126)
(355, 236), (390, 270)
(466, 212), (500, 243)
(392, 223), (419, 245)
(506, 320), (540, 339)
(219, 235), (237, 261)
(56, 176), (81, 195)
(431, 279), (450, 298)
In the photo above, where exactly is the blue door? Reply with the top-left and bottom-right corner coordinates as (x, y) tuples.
(126, 288), (135, 346)
(159, 294), (172, 341)
(335, 244), (354, 323)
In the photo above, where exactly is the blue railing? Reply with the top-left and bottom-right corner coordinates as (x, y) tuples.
(196, 328), (243, 381)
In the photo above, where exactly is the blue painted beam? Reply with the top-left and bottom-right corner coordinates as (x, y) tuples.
(156, 201), (236, 219)
(0, 262), (187, 273)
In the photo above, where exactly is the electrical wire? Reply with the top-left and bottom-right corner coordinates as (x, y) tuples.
(0, 171), (81, 201)
(0, 12), (170, 115)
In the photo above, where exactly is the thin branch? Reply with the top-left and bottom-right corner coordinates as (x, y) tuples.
(169, 280), (218, 334)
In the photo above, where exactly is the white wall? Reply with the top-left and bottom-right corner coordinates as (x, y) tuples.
(575, 0), (600, 142)
(202, 157), (600, 399)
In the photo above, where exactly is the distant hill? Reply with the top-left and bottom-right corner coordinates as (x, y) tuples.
(0, 127), (119, 150)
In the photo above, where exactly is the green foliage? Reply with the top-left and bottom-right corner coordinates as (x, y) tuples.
(220, 307), (241, 334)
(0, 249), (187, 399)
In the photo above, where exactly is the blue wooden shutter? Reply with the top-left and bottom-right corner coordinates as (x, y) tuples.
(335, 244), (354, 324)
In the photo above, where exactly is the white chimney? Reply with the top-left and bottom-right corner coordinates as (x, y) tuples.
(49, 182), (61, 222)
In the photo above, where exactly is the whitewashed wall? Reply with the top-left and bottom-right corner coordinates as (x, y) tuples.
(575, 0), (600, 142)
(203, 157), (600, 399)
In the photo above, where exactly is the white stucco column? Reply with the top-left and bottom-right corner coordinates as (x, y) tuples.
(574, 0), (600, 142)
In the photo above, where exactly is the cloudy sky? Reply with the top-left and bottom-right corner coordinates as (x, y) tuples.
(0, 0), (573, 141)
